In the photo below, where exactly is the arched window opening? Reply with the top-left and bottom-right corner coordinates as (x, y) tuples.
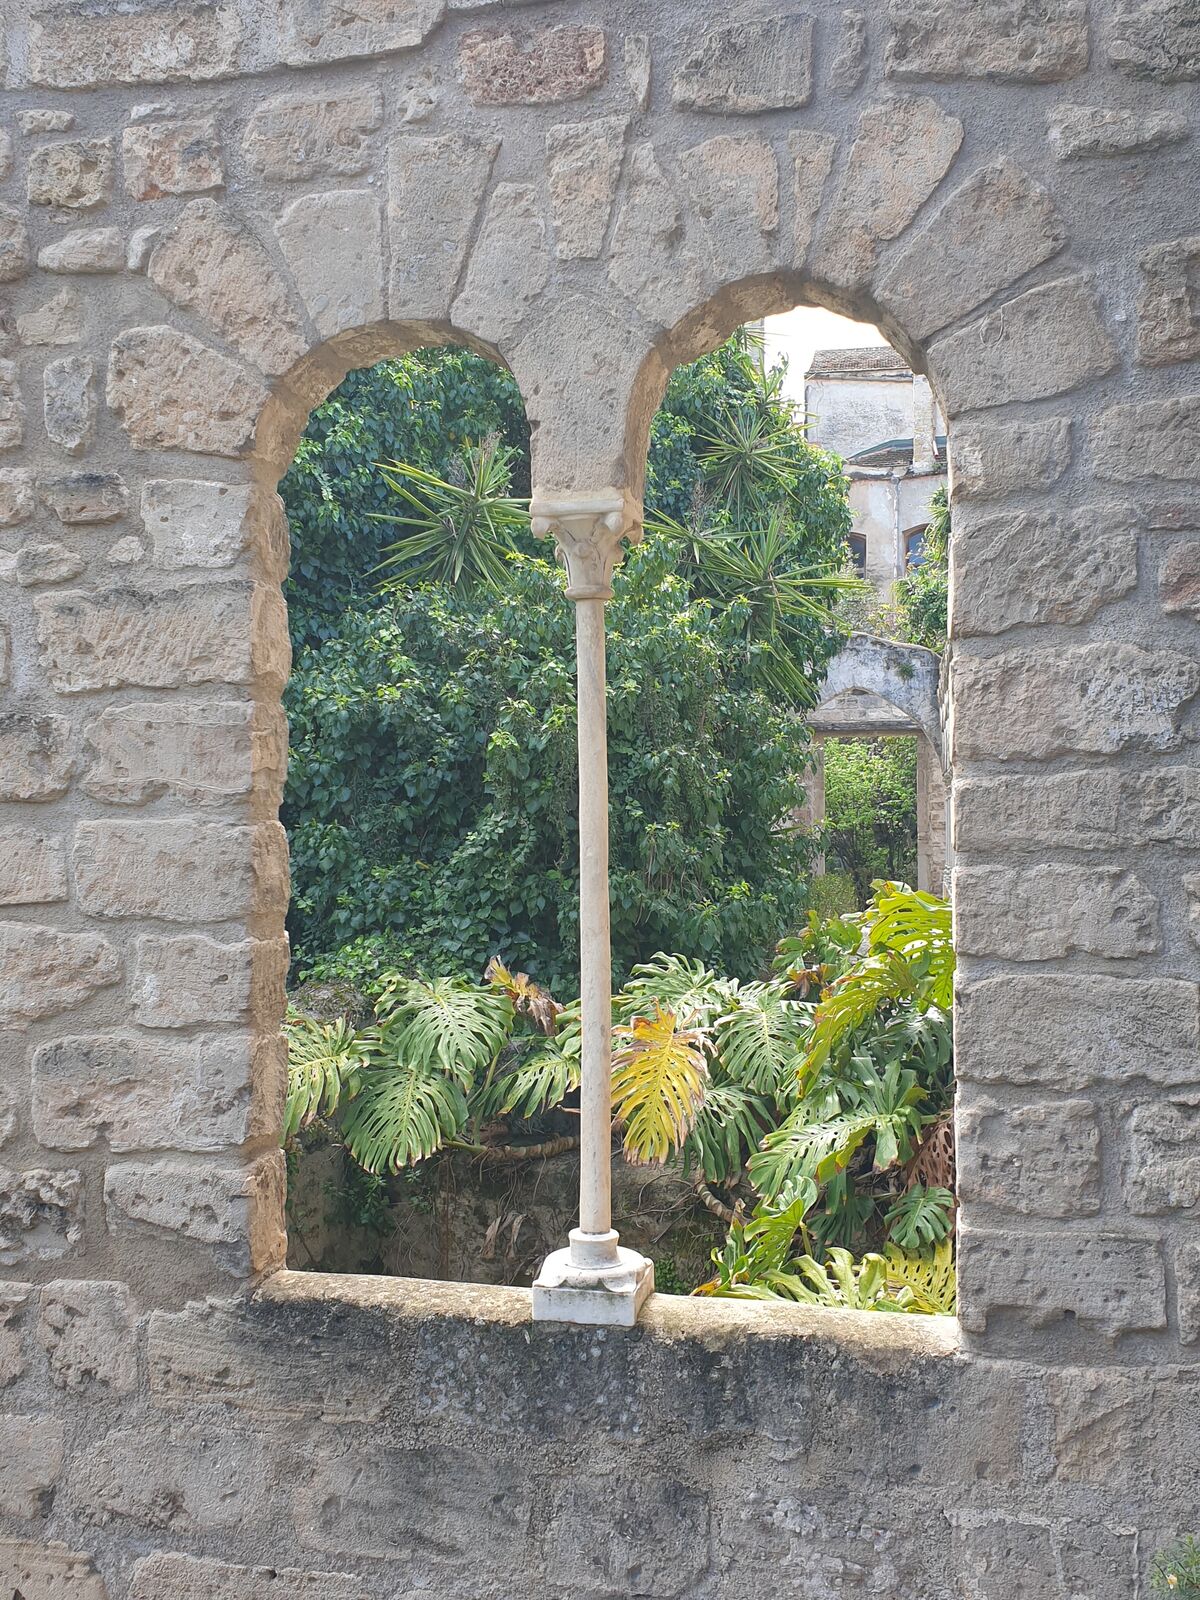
(848, 533), (868, 577)
(905, 525), (929, 570)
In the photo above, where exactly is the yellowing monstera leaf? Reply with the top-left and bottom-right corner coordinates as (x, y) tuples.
(611, 1004), (711, 1165)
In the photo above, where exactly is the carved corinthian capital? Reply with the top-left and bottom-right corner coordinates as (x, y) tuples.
(529, 487), (644, 601)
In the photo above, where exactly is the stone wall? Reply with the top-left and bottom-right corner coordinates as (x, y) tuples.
(0, 0), (1197, 1592)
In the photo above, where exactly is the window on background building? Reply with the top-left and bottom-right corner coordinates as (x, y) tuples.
(848, 533), (867, 577)
(905, 526), (928, 571)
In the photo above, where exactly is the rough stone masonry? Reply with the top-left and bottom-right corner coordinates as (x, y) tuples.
(0, 0), (1198, 1594)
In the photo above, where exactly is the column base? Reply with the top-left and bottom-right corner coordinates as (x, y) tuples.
(531, 1232), (655, 1327)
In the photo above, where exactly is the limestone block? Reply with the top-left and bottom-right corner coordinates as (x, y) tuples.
(0, 204), (30, 283)
(107, 326), (269, 455)
(956, 767), (1200, 853)
(957, 865), (1159, 960)
(37, 227), (124, 273)
(1124, 1102), (1200, 1214)
(672, 17), (813, 113)
(0, 713), (73, 802)
(958, 1099), (1100, 1217)
(15, 287), (83, 345)
(952, 504), (1136, 634)
(876, 161), (1065, 340)
(387, 133), (498, 319)
(814, 96), (963, 287)
(930, 276), (1118, 413)
(1137, 235), (1200, 366)
(952, 644), (1199, 759)
(69, 1422), (265, 1533)
(243, 88), (383, 181)
(131, 935), (287, 1028)
(1107, 0), (1200, 80)
(107, 536), (143, 565)
(0, 361), (24, 450)
(37, 1280), (136, 1393)
(43, 355), (95, 455)
(0, 470), (32, 527)
(0, 1413), (63, 1518)
(624, 34), (651, 108)
(0, 1169), (84, 1267)
(103, 1152), (287, 1278)
(680, 134), (779, 279)
(128, 1554), (373, 1600)
(1180, 1242), (1200, 1342)
(83, 700), (276, 806)
(40, 471), (127, 523)
(830, 9), (868, 93)
(958, 975), (1199, 1090)
(73, 819), (288, 922)
(27, 139), (114, 210)
(147, 201), (306, 376)
(957, 1224), (1166, 1336)
(1093, 393), (1200, 483)
(886, 0), (1089, 81)
(951, 1512), (1137, 1600)
(1049, 103), (1191, 158)
(545, 116), (627, 260)
(0, 1540), (107, 1599)
(126, 224), (159, 271)
(17, 111), (74, 134)
(35, 583), (281, 692)
(1161, 540), (1200, 619)
(139, 477), (257, 569)
(28, 4), (241, 87)
(275, 191), (385, 339)
(15, 542), (85, 585)
(277, 0), (444, 66)
(0, 630), (8, 688)
(788, 131), (837, 265)
(0, 132), (9, 181)
(607, 144), (705, 331)
(452, 183), (549, 344)
(459, 25), (607, 104)
(1047, 1366), (1155, 1483)
(950, 416), (1072, 500)
(0, 1286), (31, 1389)
(0, 828), (67, 907)
(122, 116), (223, 199)
(0, 923), (121, 1027)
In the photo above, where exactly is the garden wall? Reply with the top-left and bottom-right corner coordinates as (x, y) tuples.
(0, 0), (1197, 1592)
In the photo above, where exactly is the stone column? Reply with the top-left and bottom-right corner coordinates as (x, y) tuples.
(528, 489), (654, 1327)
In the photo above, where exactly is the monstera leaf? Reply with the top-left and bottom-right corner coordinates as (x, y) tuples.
(611, 1003), (711, 1165)
(283, 1016), (370, 1140)
(340, 1058), (470, 1174)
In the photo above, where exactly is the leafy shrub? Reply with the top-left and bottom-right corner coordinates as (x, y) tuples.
(893, 485), (949, 652)
(1153, 1538), (1200, 1597)
(822, 737), (919, 908)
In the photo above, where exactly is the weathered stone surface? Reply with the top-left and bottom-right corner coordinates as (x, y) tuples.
(126, 223), (159, 271)
(0, 1539), (107, 1599)
(131, 935), (287, 1028)
(0, 1287), (30, 1389)
(0, 1169), (84, 1267)
(0, 828), (67, 907)
(830, 8), (868, 93)
(28, 4), (241, 87)
(107, 326), (268, 454)
(278, 0), (444, 66)
(276, 190), (384, 339)
(0, 1413), (64, 1518)
(1106, 0), (1200, 80)
(958, 1225), (1166, 1336)
(0, 924), (121, 1028)
(608, 144), (704, 330)
(17, 111), (74, 135)
(673, 16), (812, 113)
(952, 504), (1136, 634)
(1180, 1241), (1200, 1342)
(931, 276), (1119, 413)
(74, 819), (288, 923)
(107, 535), (143, 566)
(122, 116), (223, 198)
(0, 714), (73, 802)
(957, 865), (1159, 959)
(958, 975), (1199, 1089)
(1093, 393), (1200, 482)
(877, 161), (1065, 339)
(886, 0), (1089, 81)
(545, 1476), (710, 1595)
(128, 1554), (373, 1600)
(15, 541), (86, 586)
(1049, 102), (1191, 158)
(0, 361), (24, 450)
(83, 700), (280, 806)
(1161, 540), (1200, 618)
(787, 131), (837, 268)
(953, 644), (1199, 760)
(387, 134), (498, 318)
(955, 768), (1200, 853)
(681, 134), (778, 278)
(459, 25), (606, 104)
(958, 1098), (1100, 1218)
(27, 139), (114, 209)
(139, 478), (255, 569)
(243, 88), (383, 181)
(816, 96), (963, 286)
(70, 1422), (265, 1532)
(38, 1281), (136, 1393)
(40, 471), (127, 524)
(453, 183), (549, 343)
(103, 1152), (287, 1277)
(950, 416), (1072, 500)
(43, 355), (96, 455)
(1124, 1102), (1200, 1214)
(624, 33), (651, 108)
(147, 201), (306, 375)
(1137, 234), (1200, 366)
(35, 583), (283, 692)
(37, 226), (123, 273)
(546, 116), (627, 261)
(15, 286), (83, 345)
(0, 204), (30, 283)
(951, 1512), (1138, 1600)
(0, 471), (34, 530)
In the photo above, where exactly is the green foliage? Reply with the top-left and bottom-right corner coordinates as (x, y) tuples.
(822, 737), (919, 907)
(894, 485), (949, 652)
(701, 1233), (955, 1315)
(884, 1184), (955, 1249)
(1152, 1537), (1200, 1597)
